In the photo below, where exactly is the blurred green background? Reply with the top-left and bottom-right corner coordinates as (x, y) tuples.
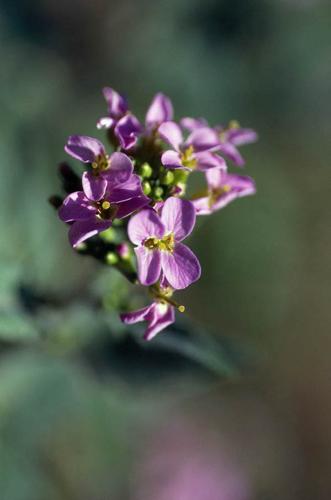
(0, 0), (330, 499)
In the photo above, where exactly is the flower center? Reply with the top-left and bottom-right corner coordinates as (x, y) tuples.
(180, 146), (197, 170)
(219, 120), (240, 142)
(149, 284), (185, 313)
(97, 199), (118, 220)
(144, 233), (175, 252)
(91, 153), (110, 173)
(209, 185), (231, 207)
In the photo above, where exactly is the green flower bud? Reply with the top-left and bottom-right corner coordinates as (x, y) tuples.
(139, 162), (153, 178)
(142, 181), (152, 196)
(173, 170), (189, 184)
(100, 227), (117, 243)
(106, 252), (119, 265)
(161, 170), (175, 186)
(153, 186), (164, 199)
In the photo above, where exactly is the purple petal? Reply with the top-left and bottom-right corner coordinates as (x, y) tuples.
(109, 174), (145, 203)
(145, 303), (175, 341)
(120, 304), (154, 325)
(218, 143), (245, 167)
(102, 87), (128, 118)
(114, 114), (142, 150)
(116, 195), (150, 219)
(128, 208), (165, 245)
(195, 152), (227, 171)
(135, 246), (161, 286)
(64, 135), (105, 163)
(186, 127), (220, 152)
(180, 117), (208, 131)
(161, 243), (201, 290)
(158, 121), (183, 151)
(69, 218), (111, 247)
(96, 117), (115, 130)
(58, 191), (96, 222)
(205, 167), (224, 189)
(227, 128), (258, 146)
(145, 93), (174, 128)
(192, 196), (212, 215)
(103, 152), (133, 185)
(82, 171), (107, 201)
(161, 150), (183, 169)
(161, 197), (196, 242)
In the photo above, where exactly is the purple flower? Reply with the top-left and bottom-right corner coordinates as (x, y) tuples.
(145, 92), (173, 130)
(192, 168), (256, 215)
(114, 113), (142, 150)
(97, 87), (128, 129)
(128, 197), (201, 289)
(120, 280), (185, 340)
(65, 136), (133, 201)
(181, 118), (258, 167)
(159, 121), (226, 171)
(59, 174), (150, 247)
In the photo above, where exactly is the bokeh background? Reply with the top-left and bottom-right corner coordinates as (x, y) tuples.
(0, 0), (330, 499)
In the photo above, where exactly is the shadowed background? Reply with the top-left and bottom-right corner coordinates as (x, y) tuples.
(0, 1), (330, 499)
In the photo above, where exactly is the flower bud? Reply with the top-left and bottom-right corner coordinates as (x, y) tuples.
(106, 252), (119, 265)
(142, 181), (152, 196)
(161, 170), (174, 186)
(139, 162), (153, 178)
(153, 186), (164, 199)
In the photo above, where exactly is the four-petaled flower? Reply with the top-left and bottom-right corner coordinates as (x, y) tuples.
(120, 280), (184, 340)
(65, 135), (134, 200)
(59, 173), (150, 247)
(192, 168), (256, 215)
(159, 121), (226, 171)
(128, 197), (201, 289)
(181, 117), (258, 167)
(97, 88), (174, 150)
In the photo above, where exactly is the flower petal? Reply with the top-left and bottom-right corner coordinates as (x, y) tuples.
(120, 304), (154, 325)
(115, 114), (142, 150)
(161, 197), (196, 242)
(161, 150), (183, 169)
(145, 303), (175, 341)
(64, 135), (105, 163)
(158, 121), (183, 151)
(227, 128), (258, 146)
(58, 191), (96, 222)
(186, 127), (220, 152)
(135, 246), (161, 286)
(145, 93), (173, 128)
(82, 171), (107, 201)
(104, 152), (133, 185)
(96, 117), (115, 130)
(195, 152), (227, 171)
(102, 87), (128, 118)
(180, 116), (208, 131)
(109, 174), (145, 203)
(68, 218), (111, 247)
(192, 196), (212, 215)
(128, 207), (165, 245)
(116, 195), (150, 219)
(218, 142), (245, 167)
(161, 243), (201, 289)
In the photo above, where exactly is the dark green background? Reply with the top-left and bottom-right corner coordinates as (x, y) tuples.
(0, 1), (330, 499)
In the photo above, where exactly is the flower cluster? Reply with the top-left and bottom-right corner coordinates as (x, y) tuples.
(52, 88), (257, 340)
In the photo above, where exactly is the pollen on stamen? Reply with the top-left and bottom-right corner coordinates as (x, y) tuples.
(102, 201), (111, 210)
(178, 305), (185, 313)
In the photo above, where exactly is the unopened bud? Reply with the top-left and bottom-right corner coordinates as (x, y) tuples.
(140, 162), (153, 178)
(142, 181), (152, 196)
(106, 252), (119, 265)
(153, 186), (164, 199)
(161, 170), (174, 186)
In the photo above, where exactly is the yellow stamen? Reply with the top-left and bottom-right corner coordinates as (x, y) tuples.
(209, 184), (231, 208)
(144, 233), (175, 253)
(180, 145), (197, 170)
(102, 200), (111, 210)
(178, 305), (185, 313)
